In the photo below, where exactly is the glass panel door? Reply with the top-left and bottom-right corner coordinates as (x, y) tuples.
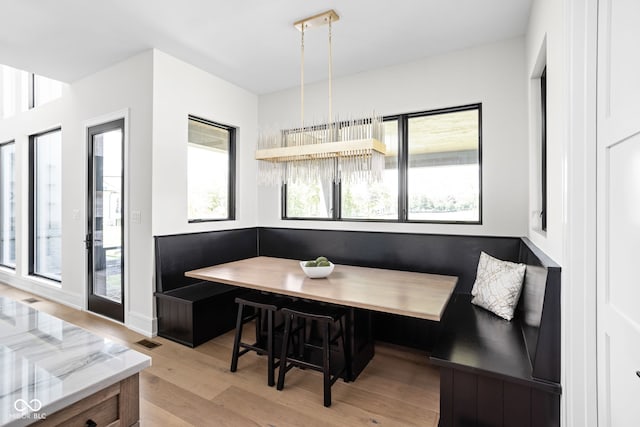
(87, 119), (124, 322)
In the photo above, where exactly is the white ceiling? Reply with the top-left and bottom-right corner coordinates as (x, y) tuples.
(0, 0), (531, 95)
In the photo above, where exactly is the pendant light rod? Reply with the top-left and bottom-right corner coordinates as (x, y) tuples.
(300, 24), (305, 131)
(328, 15), (333, 127)
(295, 10), (339, 132)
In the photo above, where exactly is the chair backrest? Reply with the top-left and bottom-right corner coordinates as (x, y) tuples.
(154, 228), (257, 293)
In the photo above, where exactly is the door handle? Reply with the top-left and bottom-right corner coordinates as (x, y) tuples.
(84, 234), (102, 249)
(636, 371), (640, 379)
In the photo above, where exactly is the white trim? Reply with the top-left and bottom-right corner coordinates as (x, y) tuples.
(562, 0), (598, 426)
(127, 310), (156, 338)
(25, 274), (62, 288)
(0, 266), (16, 275)
(0, 270), (82, 309)
(529, 34), (548, 234)
(123, 111), (131, 327)
(82, 109), (130, 130)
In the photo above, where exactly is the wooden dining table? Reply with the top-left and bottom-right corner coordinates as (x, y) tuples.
(186, 256), (457, 320)
(186, 256), (458, 378)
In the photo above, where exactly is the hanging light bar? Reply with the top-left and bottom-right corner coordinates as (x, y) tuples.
(256, 9), (386, 186)
(256, 138), (386, 162)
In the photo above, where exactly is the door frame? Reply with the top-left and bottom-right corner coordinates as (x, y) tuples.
(562, 0), (599, 426)
(83, 109), (129, 323)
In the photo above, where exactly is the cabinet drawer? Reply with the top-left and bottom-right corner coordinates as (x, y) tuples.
(35, 374), (139, 427)
(60, 394), (118, 427)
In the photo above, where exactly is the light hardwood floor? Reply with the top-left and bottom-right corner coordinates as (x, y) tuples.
(0, 283), (440, 426)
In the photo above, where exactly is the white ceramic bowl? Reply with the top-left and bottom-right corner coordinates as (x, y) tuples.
(300, 261), (335, 279)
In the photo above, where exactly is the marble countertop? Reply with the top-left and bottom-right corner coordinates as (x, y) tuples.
(0, 296), (151, 426)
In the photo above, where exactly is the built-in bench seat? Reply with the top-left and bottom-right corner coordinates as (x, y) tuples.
(159, 281), (237, 302)
(430, 237), (561, 427)
(154, 228), (257, 347)
(153, 227), (561, 424)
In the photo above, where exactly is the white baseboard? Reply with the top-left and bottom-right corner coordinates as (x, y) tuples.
(0, 271), (82, 309)
(0, 271), (157, 339)
(127, 310), (157, 338)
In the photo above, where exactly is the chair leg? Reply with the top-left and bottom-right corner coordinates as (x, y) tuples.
(255, 307), (262, 348)
(230, 303), (245, 372)
(343, 312), (353, 381)
(277, 314), (292, 391)
(267, 310), (275, 387)
(297, 317), (305, 359)
(339, 316), (350, 382)
(322, 320), (332, 407)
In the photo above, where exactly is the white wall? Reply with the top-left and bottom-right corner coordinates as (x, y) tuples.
(0, 49), (260, 337)
(70, 51), (155, 335)
(0, 48), (259, 337)
(0, 91), (75, 304)
(526, 0), (566, 263)
(258, 38), (528, 237)
(0, 51), (155, 334)
(151, 50), (258, 236)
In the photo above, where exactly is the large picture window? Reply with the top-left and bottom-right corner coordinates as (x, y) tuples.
(283, 104), (482, 223)
(407, 107), (481, 222)
(30, 129), (62, 281)
(0, 141), (16, 268)
(341, 119), (399, 220)
(187, 116), (236, 222)
(285, 178), (333, 219)
(283, 125), (335, 219)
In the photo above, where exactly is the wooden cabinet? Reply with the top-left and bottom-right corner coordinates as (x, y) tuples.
(34, 374), (139, 427)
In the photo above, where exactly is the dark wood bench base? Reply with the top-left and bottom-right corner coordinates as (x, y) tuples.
(439, 367), (559, 427)
(154, 228), (257, 347)
(430, 238), (561, 427)
(156, 282), (244, 347)
(431, 295), (560, 427)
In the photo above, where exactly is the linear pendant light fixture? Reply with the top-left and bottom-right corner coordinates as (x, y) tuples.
(256, 9), (386, 186)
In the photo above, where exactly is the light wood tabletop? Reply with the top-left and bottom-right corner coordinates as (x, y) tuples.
(186, 256), (458, 321)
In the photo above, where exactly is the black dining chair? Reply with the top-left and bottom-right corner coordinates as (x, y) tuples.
(230, 291), (290, 386)
(276, 300), (351, 407)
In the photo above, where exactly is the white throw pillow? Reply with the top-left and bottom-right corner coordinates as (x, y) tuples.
(471, 251), (526, 321)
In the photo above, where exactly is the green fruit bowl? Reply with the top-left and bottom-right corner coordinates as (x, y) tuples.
(300, 261), (335, 279)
